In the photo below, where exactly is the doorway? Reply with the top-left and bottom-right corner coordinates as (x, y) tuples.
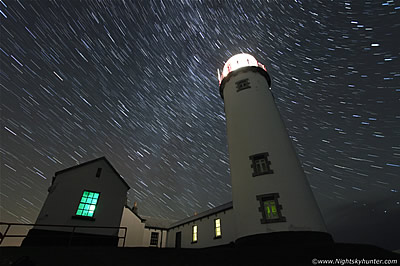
(175, 231), (181, 248)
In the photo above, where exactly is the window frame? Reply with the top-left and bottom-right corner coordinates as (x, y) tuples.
(235, 78), (251, 92)
(214, 218), (222, 239)
(256, 193), (286, 224)
(150, 231), (159, 246)
(72, 190), (100, 221)
(191, 225), (198, 244)
(249, 152), (274, 177)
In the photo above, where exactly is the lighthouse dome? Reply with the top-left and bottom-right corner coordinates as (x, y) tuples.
(222, 53), (258, 78)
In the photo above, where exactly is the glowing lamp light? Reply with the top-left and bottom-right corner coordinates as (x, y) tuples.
(218, 53), (267, 84)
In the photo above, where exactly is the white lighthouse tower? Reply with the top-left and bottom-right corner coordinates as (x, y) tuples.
(218, 53), (330, 245)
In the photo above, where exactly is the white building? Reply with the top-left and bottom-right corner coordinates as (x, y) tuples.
(166, 202), (235, 248)
(120, 205), (169, 248)
(23, 157), (130, 246)
(23, 54), (331, 248)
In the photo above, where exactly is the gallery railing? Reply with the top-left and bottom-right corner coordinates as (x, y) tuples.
(0, 222), (127, 247)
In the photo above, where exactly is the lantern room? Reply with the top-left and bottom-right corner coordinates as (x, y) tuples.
(218, 53), (267, 84)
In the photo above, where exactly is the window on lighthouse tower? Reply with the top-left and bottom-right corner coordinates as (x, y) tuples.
(249, 152), (274, 177)
(255, 158), (268, 174)
(256, 193), (286, 224)
(264, 200), (279, 219)
(235, 78), (251, 92)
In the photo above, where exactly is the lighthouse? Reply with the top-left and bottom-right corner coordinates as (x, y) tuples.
(218, 53), (330, 245)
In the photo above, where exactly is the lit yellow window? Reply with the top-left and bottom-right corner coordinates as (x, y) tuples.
(215, 218), (221, 238)
(192, 225), (198, 243)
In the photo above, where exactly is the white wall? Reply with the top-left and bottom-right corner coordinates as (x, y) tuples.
(35, 158), (128, 236)
(120, 207), (168, 248)
(120, 207), (145, 247)
(223, 68), (327, 240)
(166, 208), (235, 248)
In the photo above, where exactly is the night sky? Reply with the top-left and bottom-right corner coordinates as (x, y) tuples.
(1, 0), (399, 250)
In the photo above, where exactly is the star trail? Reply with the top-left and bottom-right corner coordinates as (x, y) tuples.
(0, 0), (399, 250)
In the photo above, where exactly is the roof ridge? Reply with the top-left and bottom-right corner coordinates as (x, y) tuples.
(54, 156), (130, 189)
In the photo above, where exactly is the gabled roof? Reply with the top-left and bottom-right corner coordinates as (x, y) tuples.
(54, 156), (130, 189)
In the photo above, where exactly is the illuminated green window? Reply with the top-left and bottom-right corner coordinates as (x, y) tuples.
(264, 200), (279, 219)
(214, 218), (221, 238)
(256, 193), (286, 224)
(75, 191), (100, 217)
(192, 225), (198, 243)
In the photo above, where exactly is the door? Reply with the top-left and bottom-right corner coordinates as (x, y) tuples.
(175, 231), (181, 248)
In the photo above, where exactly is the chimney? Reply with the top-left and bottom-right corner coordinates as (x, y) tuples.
(132, 201), (138, 214)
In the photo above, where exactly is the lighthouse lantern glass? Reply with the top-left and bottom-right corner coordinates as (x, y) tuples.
(222, 54), (258, 78)
(219, 53), (266, 84)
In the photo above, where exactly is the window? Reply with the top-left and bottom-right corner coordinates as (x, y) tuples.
(96, 168), (102, 177)
(249, 152), (274, 177)
(256, 158), (268, 173)
(264, 200), (279, 219)
(235, 78), (251, 92)
(256, 193), (286, 224)
(150, 232), (159, 246)
(75, 191), (99, 217)
(192, 225), (198, 243)
(214, 218), (221, 238)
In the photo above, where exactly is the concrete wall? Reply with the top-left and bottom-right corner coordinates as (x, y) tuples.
(166, 208), (235, 248)
(35, 159), (128, 236)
